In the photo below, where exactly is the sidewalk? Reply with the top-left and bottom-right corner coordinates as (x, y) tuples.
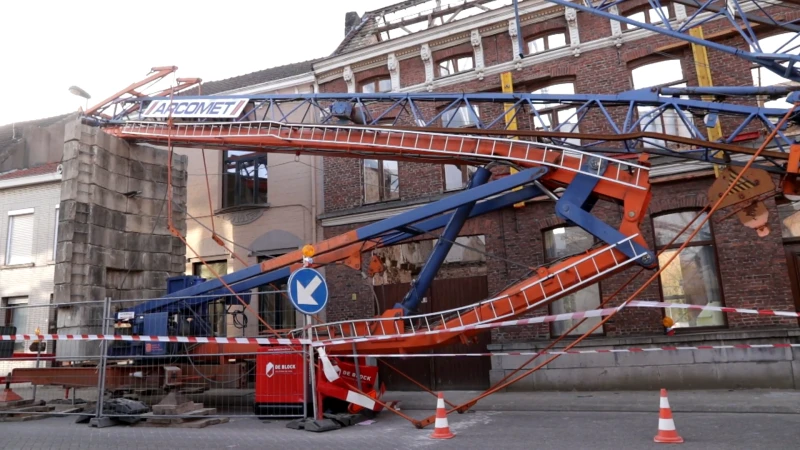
(384, 389), (800, 414)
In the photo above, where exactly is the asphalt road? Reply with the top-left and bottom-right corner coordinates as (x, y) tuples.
(1, 410), (798, 450)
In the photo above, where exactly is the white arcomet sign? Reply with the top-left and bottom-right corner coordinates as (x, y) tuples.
(141, 98), (248, 119)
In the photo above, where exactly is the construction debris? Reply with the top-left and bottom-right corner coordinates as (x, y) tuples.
(133, 391), (229, 429)
(0, 398), (93, 422)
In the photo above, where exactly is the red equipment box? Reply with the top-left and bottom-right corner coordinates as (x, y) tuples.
(254, 346), (306, 414)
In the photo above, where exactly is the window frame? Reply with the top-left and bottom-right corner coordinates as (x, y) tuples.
(256, 255), (295, 333)
(3, 296), (29, 352)
(749, 32), (797, 113)
(53, 205), (59, 262)
(221, 150), (268, 210)
(629, 59), (693, 148)
(440, 104), (480, 129)
(777, 196), (800, 243)
(436, 54), (475, 78)
(623, 4), (674, 31)
(443, 165), (478, 192)
(528, 81), (579, 134)
(363, 159), (400, 204)
(525, 30), (569, 55)
(542, 225), (604, 337)
(651, 209), (728, 332)
(192, 260), (228, 280)
(360, 76), (393, 93)
(192, 260), (229, 337)
(6, 208), (35, 266)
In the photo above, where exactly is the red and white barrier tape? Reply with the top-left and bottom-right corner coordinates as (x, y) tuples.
(0, 334), (309, 345)
(315, 300), (800, 346)
(628, 300), (800, 318)
(330, 343), (800, 358)
(1, 300), (797, 346)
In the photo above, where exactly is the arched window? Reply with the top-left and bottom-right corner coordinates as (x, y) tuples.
(624, 4), (673, 30)
(543, 226), (603, 336)
(653, 210), (725, 329)
(750, 32), (798, 112)
(630, 59), (693, 147)
(526, 31), (568, 55)
(530, 81), (580, 146)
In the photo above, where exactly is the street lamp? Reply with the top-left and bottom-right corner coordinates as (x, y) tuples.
(68, 85), (91, 111)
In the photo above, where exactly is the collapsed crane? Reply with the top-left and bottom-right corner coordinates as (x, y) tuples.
(8, 0), (800, 420)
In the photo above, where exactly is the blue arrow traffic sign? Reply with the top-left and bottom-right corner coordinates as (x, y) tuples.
(287, 267), (329, 315)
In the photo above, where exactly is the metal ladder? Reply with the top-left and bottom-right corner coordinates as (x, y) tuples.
(290, 234), (647, 344)
(119, 121), (649, 191)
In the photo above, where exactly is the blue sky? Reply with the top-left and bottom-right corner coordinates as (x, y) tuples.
(0, 0), (398, 125)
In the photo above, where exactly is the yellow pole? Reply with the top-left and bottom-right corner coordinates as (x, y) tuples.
(688, 26), (725, 176)
(501, 72), (525, 208)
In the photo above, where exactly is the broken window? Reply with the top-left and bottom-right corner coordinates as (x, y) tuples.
(653, 211), (725, 329)
(543, 226), (602, 336)
(526, 31), (568, 54)
(364, 159), (400, 203)
(444, 165), (477, 191)
(438, 55), (474, 77)
(750, 33), (798, 116)
(222, 150), (268, 209)
(624, 4), (672, 30)
(530, 81), (580, 146)
(630, 60), (693, 148)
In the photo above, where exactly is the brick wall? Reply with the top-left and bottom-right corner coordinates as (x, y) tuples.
(318, 5), (797, 341)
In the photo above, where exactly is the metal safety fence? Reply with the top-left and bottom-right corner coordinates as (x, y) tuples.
(4, 293), (800, 428)
(0, 295), (308, 426)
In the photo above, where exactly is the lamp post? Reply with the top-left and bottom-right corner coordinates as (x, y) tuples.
(68, 85), (91, 112)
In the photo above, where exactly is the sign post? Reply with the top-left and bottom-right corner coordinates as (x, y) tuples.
(288, 247), (328, 419)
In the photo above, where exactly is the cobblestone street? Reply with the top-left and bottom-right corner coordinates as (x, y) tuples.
(2, 409), (799, 450)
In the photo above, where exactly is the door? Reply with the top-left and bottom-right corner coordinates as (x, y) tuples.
(374, 282), (435, 390)
(374, 276), (490, 391)
(431, 276), (491, 390)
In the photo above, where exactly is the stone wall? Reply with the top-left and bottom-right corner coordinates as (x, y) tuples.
(489, 329), (800, 390)
(54, 120), (187, 358)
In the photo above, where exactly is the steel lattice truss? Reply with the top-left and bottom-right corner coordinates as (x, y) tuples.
(102, 90), (798, 173)
(547, 0), (800, 83)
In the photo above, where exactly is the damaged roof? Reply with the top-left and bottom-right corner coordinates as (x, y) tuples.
(0, 114), (71, 156)
(332, 0), (510, 56)
(183, 59), (323, 96)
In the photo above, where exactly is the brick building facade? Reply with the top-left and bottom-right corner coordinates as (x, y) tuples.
(310, 1), (800, 389)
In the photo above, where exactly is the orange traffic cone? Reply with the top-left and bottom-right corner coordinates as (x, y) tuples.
(430, 392), (455, 439)
(0, 387), (23, 403)
(654, 389), (684, 444)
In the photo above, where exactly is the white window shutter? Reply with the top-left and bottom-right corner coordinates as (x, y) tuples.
(7, 214), (34, 265)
